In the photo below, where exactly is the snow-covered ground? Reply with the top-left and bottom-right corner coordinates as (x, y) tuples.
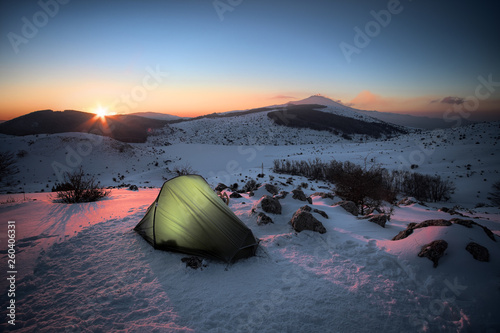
(1, 120), (500, 332)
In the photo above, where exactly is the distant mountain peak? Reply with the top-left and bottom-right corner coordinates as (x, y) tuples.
(289, 95), (345, 107)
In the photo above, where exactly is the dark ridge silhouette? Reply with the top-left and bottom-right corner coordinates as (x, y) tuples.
(0, 110), (169, 143)
(267, 104), (407, 138)
(164, 106), (275, 124)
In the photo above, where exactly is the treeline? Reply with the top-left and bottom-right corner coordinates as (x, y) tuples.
(273, 158), (455, 210)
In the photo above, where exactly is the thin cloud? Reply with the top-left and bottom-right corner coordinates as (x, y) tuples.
(440, 96), (465, 105)
(270, 95), (296, 100)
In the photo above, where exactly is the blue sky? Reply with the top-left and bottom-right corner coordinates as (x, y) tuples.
(1, 0), (499, 120)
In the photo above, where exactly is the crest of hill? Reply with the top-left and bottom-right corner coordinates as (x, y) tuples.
(288, 95), (380, 122)
(128, 112), (185, 121)
(288, 95), (345, 108)
(289, 95), (476, 129)
(267, 104), (407, 139)
(0, 110), (170, 143)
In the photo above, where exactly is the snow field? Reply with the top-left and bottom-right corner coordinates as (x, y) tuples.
(0, 120), (499, 332)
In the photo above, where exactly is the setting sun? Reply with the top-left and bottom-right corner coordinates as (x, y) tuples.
(95, 106), (108, 118)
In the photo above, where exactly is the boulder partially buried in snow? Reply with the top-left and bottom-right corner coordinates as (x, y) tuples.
(274, 191), (288, 200)
(337, 200), (359, 216)
(253, 195), (282, 215)
(465, 242), (489, 262)
(229, 191), (242, 198)
(392, 220), (451, 241)
(291, 189), (312, 204)
(290, 206), (326, 234)
(368, 214), (387, 228)
(418, 239), (448, 268)
(451, 218), (496, 242)
(256, 212), (273, 226)
(311, 192), (335, 200)
(215, 183), (228, 191)
(398, 197), (416, 206)
(264, 183), (279, 195)
(313, 208), (329, 219)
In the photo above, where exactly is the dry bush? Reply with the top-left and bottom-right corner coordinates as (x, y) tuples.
(53, 167), (110, 203)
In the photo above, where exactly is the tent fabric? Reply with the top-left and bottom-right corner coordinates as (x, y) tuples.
(134, 175), (259, 262)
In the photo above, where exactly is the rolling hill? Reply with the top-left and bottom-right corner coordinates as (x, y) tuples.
(0, 110), (170, 143)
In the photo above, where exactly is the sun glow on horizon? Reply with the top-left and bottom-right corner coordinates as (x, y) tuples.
(94, 106), (108, 118)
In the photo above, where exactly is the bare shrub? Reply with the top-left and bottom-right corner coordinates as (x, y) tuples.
(242, 179), (259, 192)
(53, 167), (110, 203)
(273, 158), (454, 205)
(172, 163), (196, 176)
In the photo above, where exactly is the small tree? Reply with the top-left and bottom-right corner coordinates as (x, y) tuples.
(489, 181), (500, 207)
(53, 167), (110, 203)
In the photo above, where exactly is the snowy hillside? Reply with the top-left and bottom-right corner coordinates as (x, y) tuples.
(0, 120), (499, 332)
(162, 110), (350, 145)
(157, 106), (404, 146)
(289, 95), (376, 122)
(129, 112), (186, 121)
(289, 95), (474, 129)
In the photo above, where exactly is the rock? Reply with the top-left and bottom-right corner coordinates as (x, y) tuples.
(256, 212), (273, 225)
(439, 207), (450, 213)
(274, 191), (288, 200)
(313, 208), (329, 219)
(291, 189), (308, 201)
(414, 219), (452, 229)
(215, 183), (228, 191)
(337, 201), (358, 216)
(465, 242), (489, 262)
(230, 192), (242, 198)
(439, 207), (466, 217)
(254, 195), (282, 214)
(181, 256), (205, 269)
(418, 240), (448, 268)
(311, 192), (335, 200)
(300, 205), (312, 212)
(392, 228), (414, 241)
(290, 207), (326, 234)
(392, 220), (451, 241)
(264, 183), (279, 195)
(451, 218), (495, 242)
(128, 184), (139, 191)
(450, 218), (474, 228)
(368, 214), (387, 228)
(407, 222), (417, 229)
(398, 197), (416, 206)
(480, 225), (496, 242)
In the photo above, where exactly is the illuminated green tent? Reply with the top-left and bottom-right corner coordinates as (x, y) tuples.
(134, 175), (259, 262)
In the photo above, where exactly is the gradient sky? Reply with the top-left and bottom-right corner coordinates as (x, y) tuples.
(1, 0), (499, 120)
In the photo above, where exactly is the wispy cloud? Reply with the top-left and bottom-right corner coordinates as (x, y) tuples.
(440, 96), (465, 105)
(349, 90), (392, 110)
(270, 95), (296, 100)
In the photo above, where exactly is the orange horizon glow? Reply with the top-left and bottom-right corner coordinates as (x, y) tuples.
(1, 91), (499, 122)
